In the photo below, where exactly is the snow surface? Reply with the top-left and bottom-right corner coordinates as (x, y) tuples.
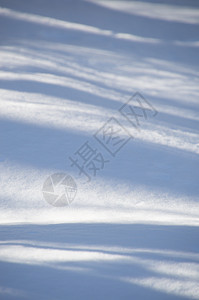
(0, 0), (199, 299)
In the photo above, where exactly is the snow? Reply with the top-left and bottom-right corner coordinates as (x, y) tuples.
(0, 0), (199, 299)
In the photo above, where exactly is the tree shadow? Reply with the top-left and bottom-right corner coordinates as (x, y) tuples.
(0, 1), (199, 299)
(0, 223), (198, 299)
